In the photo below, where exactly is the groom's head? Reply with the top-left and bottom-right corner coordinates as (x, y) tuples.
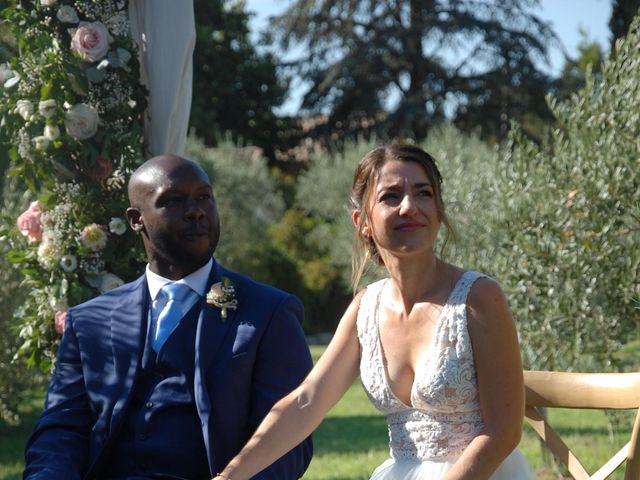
(126, 154), (220, 280)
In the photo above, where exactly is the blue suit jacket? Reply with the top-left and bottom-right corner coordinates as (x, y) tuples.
(24, 260), (313, 479)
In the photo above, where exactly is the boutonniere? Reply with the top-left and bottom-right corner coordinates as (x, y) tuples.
(206, 277), (238, 320)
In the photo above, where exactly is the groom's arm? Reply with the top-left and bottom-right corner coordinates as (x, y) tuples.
(248, 294), (314, 480)
(23, 309), (91, 480)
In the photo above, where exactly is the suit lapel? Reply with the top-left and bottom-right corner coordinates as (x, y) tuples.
(194, 261), (238, 472)
(109, 275), (147, 433)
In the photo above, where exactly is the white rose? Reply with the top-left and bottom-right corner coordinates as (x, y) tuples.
(70, 21), (111, 63)
(108, 217), (127, 235)
(40, 0), (57, 6)
(56, 5), (78, 23)
(99, 272), (124, 294)
(15, 99), (34, 120)
(65, 103), (99, 140)
(4, 72), (20, 88)
(38, 99), (56, 118)
(44, 124), (60, 140)
(32, 136), (50, 150)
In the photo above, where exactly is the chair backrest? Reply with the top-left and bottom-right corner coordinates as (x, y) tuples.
(524, 370), (640, 480)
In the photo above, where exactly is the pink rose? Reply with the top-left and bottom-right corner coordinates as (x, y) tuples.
(54, 309), (67, 335)
(70, 22), (110, 62)
(16, 201), (43, 243)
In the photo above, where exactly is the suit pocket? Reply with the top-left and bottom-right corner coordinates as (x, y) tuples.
(232, 322), (257, 355)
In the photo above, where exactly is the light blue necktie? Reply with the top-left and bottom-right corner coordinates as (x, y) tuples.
(152, 282), (193, 352)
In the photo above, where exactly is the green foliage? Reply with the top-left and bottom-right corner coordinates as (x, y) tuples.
(184, 136), (297, 286)
(190, 0), (295, 162)
(294, 140), (378, 290)
(270, 0), (557, 145)
(269, 208), (346, 328)
(552, 33), (605, 103)
(475, 18), (640, 370)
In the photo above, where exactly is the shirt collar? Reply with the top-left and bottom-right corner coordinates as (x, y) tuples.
(146, 258), (213, 300)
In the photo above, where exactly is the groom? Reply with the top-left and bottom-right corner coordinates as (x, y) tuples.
(24, 154), (313, 479)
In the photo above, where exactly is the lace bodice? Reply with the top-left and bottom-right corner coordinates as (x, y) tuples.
(357, 271), (486, 461)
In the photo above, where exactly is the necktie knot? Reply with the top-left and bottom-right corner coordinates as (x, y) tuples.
(162, 282), (192, 302)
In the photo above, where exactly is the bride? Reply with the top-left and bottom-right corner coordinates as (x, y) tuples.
(214, 144), (533, 479)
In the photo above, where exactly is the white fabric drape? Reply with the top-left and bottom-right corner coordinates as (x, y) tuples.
(129, 0), (195, 156)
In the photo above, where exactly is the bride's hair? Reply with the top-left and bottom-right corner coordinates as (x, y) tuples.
(349, 144), (455, 293)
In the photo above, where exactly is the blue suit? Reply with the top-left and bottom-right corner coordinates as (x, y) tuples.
(24, 260), (313, 479)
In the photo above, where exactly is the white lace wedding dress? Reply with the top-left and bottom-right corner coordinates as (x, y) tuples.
(357, 271), (533, 479)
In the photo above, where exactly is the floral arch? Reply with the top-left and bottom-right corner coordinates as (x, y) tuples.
(0, 0), (194, 371)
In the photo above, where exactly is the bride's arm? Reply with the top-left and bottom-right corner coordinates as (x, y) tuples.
(213, 290), (365, 480)
(442, 278), (525, 480)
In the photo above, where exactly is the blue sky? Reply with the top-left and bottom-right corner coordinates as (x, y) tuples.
(245, 0), (613, 113)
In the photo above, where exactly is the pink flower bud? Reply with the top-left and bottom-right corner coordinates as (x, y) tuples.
(54, 309), (68, 335)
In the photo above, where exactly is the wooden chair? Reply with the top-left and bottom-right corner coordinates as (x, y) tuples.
(524, 370), (640, 480)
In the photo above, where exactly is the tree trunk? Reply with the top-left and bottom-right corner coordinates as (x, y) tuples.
(406, 0), (430, 140)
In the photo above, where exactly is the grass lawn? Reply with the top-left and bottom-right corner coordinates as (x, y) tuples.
(0, 346), (633, 479)
(0, 393), (42, 480)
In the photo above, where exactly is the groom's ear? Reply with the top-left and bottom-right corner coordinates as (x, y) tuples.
(126, 207), (144, 233)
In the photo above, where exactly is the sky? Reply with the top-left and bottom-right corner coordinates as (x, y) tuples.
(244, 0), (613, 114)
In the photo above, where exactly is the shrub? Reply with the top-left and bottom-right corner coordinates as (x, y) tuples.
(488, 19), (640, 370)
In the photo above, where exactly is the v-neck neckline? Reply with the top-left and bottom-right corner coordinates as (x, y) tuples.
(373, 271), (469, 409)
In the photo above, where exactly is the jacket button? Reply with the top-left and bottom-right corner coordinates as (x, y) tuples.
(145, 401), (153, 408)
